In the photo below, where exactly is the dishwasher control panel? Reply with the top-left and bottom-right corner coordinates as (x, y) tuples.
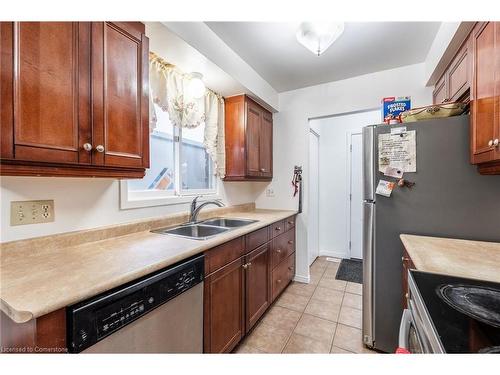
(67, 255), (204, 353)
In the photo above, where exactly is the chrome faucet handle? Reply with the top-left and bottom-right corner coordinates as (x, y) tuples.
(190, 196), (203, 211)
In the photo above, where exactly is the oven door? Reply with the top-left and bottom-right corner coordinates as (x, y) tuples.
(398, 309), (424, 353)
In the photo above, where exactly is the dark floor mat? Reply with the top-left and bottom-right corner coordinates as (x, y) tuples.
(335, 258), (363, 284)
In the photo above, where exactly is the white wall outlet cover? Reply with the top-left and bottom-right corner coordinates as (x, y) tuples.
(266, 188), (275, 197)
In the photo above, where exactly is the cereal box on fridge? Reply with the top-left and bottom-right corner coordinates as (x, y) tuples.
(381, 96), (411, 124)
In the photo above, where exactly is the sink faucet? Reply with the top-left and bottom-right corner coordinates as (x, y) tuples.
(189, 196), (225, 223)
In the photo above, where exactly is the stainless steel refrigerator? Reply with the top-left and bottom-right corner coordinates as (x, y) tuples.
(362, 115), (500, 353)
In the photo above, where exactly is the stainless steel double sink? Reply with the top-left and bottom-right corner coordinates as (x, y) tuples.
(152, 218), (258, 240)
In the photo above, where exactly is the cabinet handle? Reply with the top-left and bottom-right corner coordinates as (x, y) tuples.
(488, 139), (494, 147)
(287, 221), (294, 225)
(247, 262), (252, 267)
(242, 263), (248, 269)
(275, 227), (281, 231)
(96, 144), (105, 153)
(494, 139), (499, 147)
(82, 143), (93, 151)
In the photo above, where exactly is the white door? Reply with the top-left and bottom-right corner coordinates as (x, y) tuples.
(349, 133), (363, 259)
(308, 130), (320, 265)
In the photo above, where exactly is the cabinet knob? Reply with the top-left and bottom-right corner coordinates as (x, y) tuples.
(405, 293), (409, 299)
(288, 221), (294, 225)
(242, 263), (248, 269)
(82, 143), (93, 151)
(277, 279), (282, 284)
(275, 227), (281, 231)
(288, 240), (293, 245)
(288, 266), (294, 271)
(260, 168), (265, 172)
(494, 139), (499, 147)
(96, 144), (105, 153)
(276, 248), (282, 253)
(488, 139), (494, 147)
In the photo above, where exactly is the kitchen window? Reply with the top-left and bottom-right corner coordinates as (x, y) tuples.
(121, 103), (218, 209)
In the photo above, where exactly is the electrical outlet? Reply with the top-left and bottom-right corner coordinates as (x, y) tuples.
(10, 200), (55, 226)
(266, 188), (275, 197)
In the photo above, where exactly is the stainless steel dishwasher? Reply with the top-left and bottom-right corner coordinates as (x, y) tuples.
(67, 255), (204, 353)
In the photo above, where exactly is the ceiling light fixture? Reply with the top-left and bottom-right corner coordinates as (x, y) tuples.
(187, 72), (206, 99)
(296, 22), (345, 56)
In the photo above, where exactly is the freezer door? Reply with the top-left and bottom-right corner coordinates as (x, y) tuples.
(362, 201), (375, 347)
(362, 125), (376, 201)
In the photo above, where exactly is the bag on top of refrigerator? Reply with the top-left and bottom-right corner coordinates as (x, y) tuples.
(381, 96), (411, 124)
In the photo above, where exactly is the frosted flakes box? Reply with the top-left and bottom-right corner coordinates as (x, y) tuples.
(382, 96), (411, 124)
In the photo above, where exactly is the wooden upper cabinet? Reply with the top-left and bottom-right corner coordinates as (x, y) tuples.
(470, 22), (500, 171)
(2, 22), (91, 164)
(0, 21), (149, 178)
(432, 36), (471, 105)
(224, 94), (273, 181)
(91, 22), (149, 169)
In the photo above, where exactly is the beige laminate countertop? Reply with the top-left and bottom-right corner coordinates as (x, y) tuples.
(0, 208), (296, 323)
(400, 234), (500, 283)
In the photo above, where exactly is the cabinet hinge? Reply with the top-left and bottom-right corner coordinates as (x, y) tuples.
(173, 135), (180, 142)
(349, 241), (352, 250)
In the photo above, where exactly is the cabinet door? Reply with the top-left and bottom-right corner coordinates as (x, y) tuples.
(471, 22), (497, 163)
(433, 74), (447, 104)
(4, 22), (91, 164)
(246, 101), (261, 177)
(204, 257), (245, 353)
(448, 38), (470, 102)
(259, 111), (273, 178)
(245, 243), (271, 332)
(92, 22), (149, 168)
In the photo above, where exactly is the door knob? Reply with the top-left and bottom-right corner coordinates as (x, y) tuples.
(82, 143), (93, 151)
(488, 139), (494, 147)
(96, 145), (105, 153)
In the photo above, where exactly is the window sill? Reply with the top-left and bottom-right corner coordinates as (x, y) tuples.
(119, 181), (220, 210)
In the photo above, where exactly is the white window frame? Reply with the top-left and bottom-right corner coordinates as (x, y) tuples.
(120, 120), (219, 210)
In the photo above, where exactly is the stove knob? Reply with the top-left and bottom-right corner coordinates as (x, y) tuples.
(148, 297), (154, 304)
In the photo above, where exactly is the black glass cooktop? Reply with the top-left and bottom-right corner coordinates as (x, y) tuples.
(410, 270), (500, 353)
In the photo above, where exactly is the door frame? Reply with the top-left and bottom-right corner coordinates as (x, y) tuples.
(346, 130), (363, 259)
(308, 128), (320, 266)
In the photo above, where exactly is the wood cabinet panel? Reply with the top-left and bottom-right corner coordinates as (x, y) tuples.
(204, 257), (245, 353)
(92, 22), (149, 169)
(271, 252), (295, 301)
(259, 112), (273, 177)
(271, 229), (295, 269)
(1, 22), (14, 159)
(204, 237), (245, 275)
(471, 22), (498, 164)
(246, 101), (261, 176)
(433, 75), (447, 104)
(284, 215), (296, 232)
(270, 220), (285, 238)
(245, 225), (270, 253)
(244, 243), (271, 331)
(11, 22), (91, 164)
(448, 42), (470, 102)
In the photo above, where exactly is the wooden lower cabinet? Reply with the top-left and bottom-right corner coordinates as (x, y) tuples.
(245, 243), (271, 332)
(203, 257), (245, 354)
(203, 216), (296, 353)
(401, 248), (416, 309)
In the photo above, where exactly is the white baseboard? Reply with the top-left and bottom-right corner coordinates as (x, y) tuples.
(319, 250), (349, 259)
(293, 274), (310, 283)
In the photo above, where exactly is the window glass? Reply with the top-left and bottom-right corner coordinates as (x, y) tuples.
(180, 124), (214, 191)
(128, 104), (175, 191)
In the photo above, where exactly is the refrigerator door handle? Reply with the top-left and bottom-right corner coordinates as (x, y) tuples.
(362, 201), (375, 347)
(362, 125), (376, 202)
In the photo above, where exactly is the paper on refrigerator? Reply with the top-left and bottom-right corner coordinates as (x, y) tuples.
(378, 130), (416, 173)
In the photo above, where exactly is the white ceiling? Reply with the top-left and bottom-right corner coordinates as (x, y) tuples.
(206, 22), (441, 92)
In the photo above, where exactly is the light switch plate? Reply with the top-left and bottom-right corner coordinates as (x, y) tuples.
(10, 200), (55, 226)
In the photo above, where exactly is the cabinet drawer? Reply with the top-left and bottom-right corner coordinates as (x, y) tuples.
(245, 226), (270, 252)
(270, 220), (285, 238)
(271, 252), (295, 301)
(271, 230), (295, 269)
(284, 216), (296, 232)
(205, 237), (245, 275)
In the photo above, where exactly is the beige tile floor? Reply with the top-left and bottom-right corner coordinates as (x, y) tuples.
(234, 256), (377, 354)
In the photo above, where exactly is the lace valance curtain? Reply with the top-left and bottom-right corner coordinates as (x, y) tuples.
(149, 52), (225, 177)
